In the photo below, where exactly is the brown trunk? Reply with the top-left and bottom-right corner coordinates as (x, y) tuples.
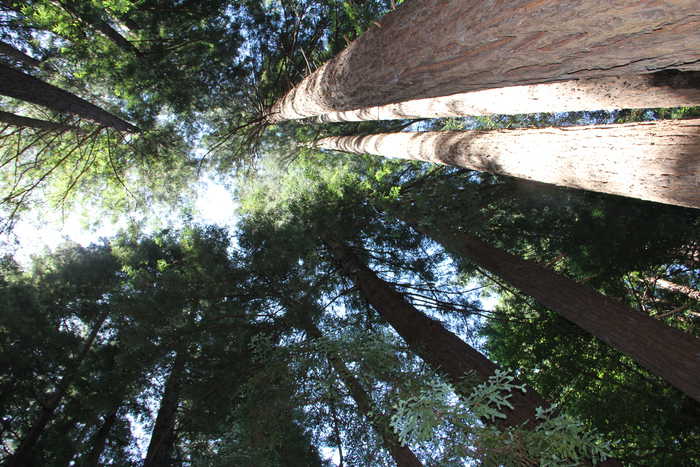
(0, 41), (43, 69)
(7, 310), (109, 467)
(323, 238), (545, 429)
(271, 0), (700, 120)
(143, 352), (186, 467)
(650, 278), (700, 302)
(53, 0), (141, 56)
(317, 72), (700, 122)
(0, 110), (81, 132)
(316, 119), (700, 209)
(396, 215), (700, 403)
(299, 313), (423, 467)
(0, 63), (139, 132)
(81, 405), (120, 467)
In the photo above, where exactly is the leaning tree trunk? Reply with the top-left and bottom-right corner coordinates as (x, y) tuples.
(81, 404), (120, 467)
(271, 0), (700, 120)
(0, 40), (43, 69)
(0, 64), (139, 132)
(7, 310), (110, 467)
(316, 119), (700, 209)
(316, 72), (700, 122)
(323, 237), (545, 429)
(0, 110), (82, 132)
(143, 352), (186, 467)
(650, 278), (700, 302)
(393, 212), (700, 403)
(54, 0), (141, 56)
(298, 311), (423, 467)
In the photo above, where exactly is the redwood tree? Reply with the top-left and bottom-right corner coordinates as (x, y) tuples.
(316, 120), (700, 209)
(271, 0), (700, 120)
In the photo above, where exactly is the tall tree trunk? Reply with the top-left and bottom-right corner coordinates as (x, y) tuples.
(650, 278), (700, 302)
(394, 213), (700, 403)
(298, 312), (423, 467)
(53, 0), (141, 56)
(0, 110), (81, 132)
(316, 119), (700, 209)
(7, 310), (110, 467)
(0, 41), (42, 69)
(143, 352), (186, 467)
(0, 64), (139, 132)
(316, 72), (700, 122)
(81, 405), (120, 467)
(323, 237), (545, 429)
(271, 0), (700, 120)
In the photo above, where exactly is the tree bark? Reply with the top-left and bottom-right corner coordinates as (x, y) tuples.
(0, 40), (42, 69)
(317, 72), (700, 122)
(316, 119), (700, 209)
(0, 110), (82, 132)
(650, 278), (700, 302)
(323, 237), (545, 429)
(143, 352), (186, 467)
(81, 405), (120, 467)
(0, 64), (139, 132)
(299, 313), (423, 467)
(270, 0), (700, 121)
(7, 310), (109, 467)
(395, 214), (700, 403)
(53, 0), (141, 56)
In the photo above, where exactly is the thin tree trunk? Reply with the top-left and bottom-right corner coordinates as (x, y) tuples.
(395, 214), (700, 403)
(650, 278), (700, 302)
(53, 0), (141, 56)
(323, 237), (545, 429)
(81, 405), (120, 467)
(316, 119), (700, 209)
(0, 110), (82, 132)
(0, 40), (42, 69)
(271, 0), (700, 120)
(0, 64), (139, 132)
(317, 72), (700, 122)
(299, 313), (423, 467)
(143, 352), (186, 467)
(7, 310), (110, 467)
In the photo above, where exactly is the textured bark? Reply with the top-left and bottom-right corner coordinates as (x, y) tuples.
(317, 72), (700, 121)
(651, 278), (700, 302)
(0, 110), (81, 132)
(7, 310), (109, 467)
(0, 41), (42, 69)
(144, 352), (185, 467)
(324, 238), (546, 429)
(54, 0), (141, 56)
(0, 63), (139, 132)
(397, 216), (700, 403)
(317, 119), (700, 209)
(271, 0), (700, 120)
(82, 405), (120, 467)
(299, 314), (423, 467)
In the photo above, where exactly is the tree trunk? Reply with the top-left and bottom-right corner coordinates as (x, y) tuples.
(53, 0), (141, 56)
(0, 63), (139, 132)
(650, 278), (700, 302)
(271, 0), (700, 120)
(299, 312), (423, 467)
(81, 405), (120, 467)
(316, 119), (700, 209)
(317, 72), (700, 122)
(143, 352), (186, 467)
(7, 310), (109, 467)
(395, 214), (700, 403)
(323, 237), (545, 429)
(0, 41), (43, 69)
(0, 110), (81, 132)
